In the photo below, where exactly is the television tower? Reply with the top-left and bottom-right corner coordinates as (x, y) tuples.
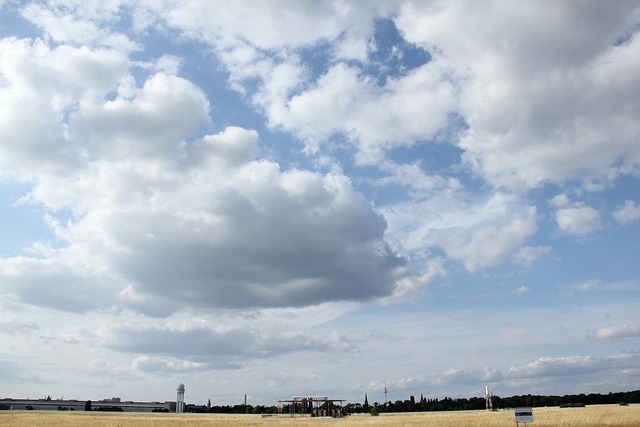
(485, 385), (493, 411)
(384, 379), (388, 404)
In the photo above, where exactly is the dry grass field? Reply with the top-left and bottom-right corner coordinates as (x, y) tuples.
(1, 405), (639, 427)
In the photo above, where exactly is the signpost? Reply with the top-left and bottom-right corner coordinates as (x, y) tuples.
(514, 407), (533, 426)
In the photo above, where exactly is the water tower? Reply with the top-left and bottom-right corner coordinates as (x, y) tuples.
(176, 383), (185, 413)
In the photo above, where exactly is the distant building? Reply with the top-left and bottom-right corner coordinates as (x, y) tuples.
(0, 398), (168, 412)
(2, 384), (188, 413)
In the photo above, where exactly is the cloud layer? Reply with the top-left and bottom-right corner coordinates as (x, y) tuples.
(1, 0), (639, 405)
(0, 39), (406, 314)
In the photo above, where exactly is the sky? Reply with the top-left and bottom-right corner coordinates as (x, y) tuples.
(1, 0), (639, 407)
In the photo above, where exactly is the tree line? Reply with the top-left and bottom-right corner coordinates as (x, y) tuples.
(188, 389), (640, 414)
(351, 389), (640, 413)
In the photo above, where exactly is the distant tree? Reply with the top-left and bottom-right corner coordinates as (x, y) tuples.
(85, 400), (92, 411)
(525, 396), (535, 407)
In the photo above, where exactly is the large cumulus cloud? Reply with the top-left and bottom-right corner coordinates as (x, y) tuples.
(0, 39), (406, 315)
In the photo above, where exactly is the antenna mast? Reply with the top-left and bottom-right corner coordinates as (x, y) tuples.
(384, 378), (388, 404)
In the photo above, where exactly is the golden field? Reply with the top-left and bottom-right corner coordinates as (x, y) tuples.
(1, 405), (639, 427)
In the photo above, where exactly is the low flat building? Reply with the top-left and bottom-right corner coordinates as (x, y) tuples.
(0, 398), (171, 412)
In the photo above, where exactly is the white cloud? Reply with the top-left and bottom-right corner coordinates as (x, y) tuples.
(21, 1), (640, 195)
(596, 324), (640, 340)
(0, 38), (130, 179)
(122, 0), (379, 103)
(396, 1), (640, 191)
(387, 258), (445, 301)
(549, 194), (571, 208)
(442, 210), (537, 272)
(0, 248), (122, 313)
(66, 71), (211, 164)
(107, 322), (358, 370)
(374, 352), (640, 398)
(0, 319), (38, 335)
(138, 0), (378, 52)
(274, 59), (458, 165)
(549, 195), (603, 235)
(506, 355), (602, 379)
(0, 39), (406, 314)
(121, 1), (459, 168)
(555, 204), (602, 235)
(4, 152), (407, 313)
(575, 279), (599, 292)
(383, 192), (537, 272)
(379, 367), (503, 393)
(14, 1), (640, 194)
(132, 355), (208, 373)
(513, 285), (530, 295)
(613, 200), (640, 224)
(20, 2), (138, 51)
(21, 4), (103, 43)
(374, 161), (463, 198)
(513, 246), (551, 267)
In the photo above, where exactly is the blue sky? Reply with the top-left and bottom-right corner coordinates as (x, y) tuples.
(1, 1), (639, 406)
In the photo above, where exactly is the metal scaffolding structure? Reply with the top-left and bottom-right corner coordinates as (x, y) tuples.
(276, 395), (345, 417)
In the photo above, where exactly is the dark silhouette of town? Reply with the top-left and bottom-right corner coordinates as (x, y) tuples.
(2, 389), (638, 414)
